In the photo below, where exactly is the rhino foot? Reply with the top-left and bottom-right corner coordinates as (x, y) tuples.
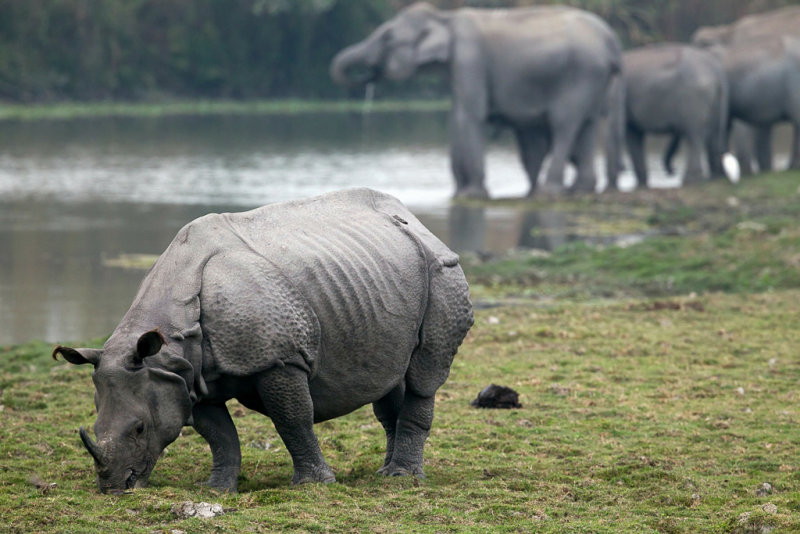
(378, 463), (426, 479)
(203, 474), (238, 493)
(291, 464), (336, 485)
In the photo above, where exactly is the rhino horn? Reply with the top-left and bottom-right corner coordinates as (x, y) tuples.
(79, 427), (108, 465)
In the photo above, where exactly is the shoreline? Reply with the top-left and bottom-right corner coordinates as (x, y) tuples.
(0, 98), (451, 121)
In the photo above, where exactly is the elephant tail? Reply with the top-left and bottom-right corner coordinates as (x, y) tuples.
(604, 70), (625, 190)
(663, 135), (680, 175)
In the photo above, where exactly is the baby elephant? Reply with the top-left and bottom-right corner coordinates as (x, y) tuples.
(54, 188), (473, 493)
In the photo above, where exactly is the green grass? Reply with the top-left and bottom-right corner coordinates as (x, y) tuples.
(466, 171), (800, 300)
(2, 294), (799, 532)
(0, 98), (450, 121)
(3, 172), (800, 532)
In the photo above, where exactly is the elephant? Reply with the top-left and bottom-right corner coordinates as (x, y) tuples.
(702, 35), (800, 173)
(693, 7), (800, 173)
(53, 188), (473, 493)
(330, 2), (625, 197)
(691, 5), (800, 48)
(622, 44), (729, 186)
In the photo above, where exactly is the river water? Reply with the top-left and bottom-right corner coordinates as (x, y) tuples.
(0, 111), (791, 345)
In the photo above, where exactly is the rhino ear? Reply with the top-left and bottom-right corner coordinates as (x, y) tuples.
(53, 346), (102, 366)
(134, 330), (165, 365)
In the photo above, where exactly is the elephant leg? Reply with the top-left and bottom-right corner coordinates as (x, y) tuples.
(569, 118), (598, 194)
(683, 132), (706, 185)
(450, 107), (488, 198)
(256, 365), (335, 485)
(378, 390), (435, 478)
(732, 121), (755, 176)
(663, 134), (680, 176)
(543, 106), (585, 194)
(791, 123), (800, 170)
(789, 87), (800, 169)
(754, 125), (773, 172)
(192, 403), (241, 492)
(515, 126), (550, 196)
(373, 382), (405, 473)
(706, 129), (726, 179)
(626, 127), (648, 188)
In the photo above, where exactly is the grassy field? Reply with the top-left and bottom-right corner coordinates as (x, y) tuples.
(3, 172), (800, 532)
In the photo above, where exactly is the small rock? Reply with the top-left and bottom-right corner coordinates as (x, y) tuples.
(755, 482), (773, 497)
(736, 221), (766, 232)
(171, 501), (225, 519)
(761, 503), (777, 515)
(248, 440), (275, 450)
(550, 383), (571, 396)
(736, 386), (745, 396)
(768, 358), (778, 368)
(470, 384), (522, 409)
(487, 316), (500, 325)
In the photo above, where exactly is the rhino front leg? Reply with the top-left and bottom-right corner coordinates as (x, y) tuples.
(192, 403), (241, 492)
(256, 365), (336, 485)
(379, 390), (434, 478)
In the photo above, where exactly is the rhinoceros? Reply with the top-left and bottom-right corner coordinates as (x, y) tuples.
(54, 188), (473, 494)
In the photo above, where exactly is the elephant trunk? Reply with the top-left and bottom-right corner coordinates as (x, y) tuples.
(330, 32), (384, 87)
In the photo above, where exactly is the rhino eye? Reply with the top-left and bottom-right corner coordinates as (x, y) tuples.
(135, 422), (145, 435)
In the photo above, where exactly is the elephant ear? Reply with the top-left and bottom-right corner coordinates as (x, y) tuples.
(416, 18), (451, 65)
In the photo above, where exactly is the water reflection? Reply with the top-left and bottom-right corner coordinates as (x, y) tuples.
(0, 113), (794, 344)
(447, 205), (486, 253)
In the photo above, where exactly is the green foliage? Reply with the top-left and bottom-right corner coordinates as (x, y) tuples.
(0, 0), (397, 101)
(0, 0), (797, 102)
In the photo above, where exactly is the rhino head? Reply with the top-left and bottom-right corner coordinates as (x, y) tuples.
(54, 330), (193, 494)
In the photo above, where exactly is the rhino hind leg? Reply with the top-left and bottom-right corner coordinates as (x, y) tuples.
(372, 383), (405, 473)
(376, 265), (473, 478)
(377, 390), (434, 478)
(192, 403), (242, 492)
(256, 365), (336, 485)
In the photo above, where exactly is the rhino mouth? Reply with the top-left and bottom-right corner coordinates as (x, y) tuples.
(100, 460), (152, 495)
(125, 470), (138, 489)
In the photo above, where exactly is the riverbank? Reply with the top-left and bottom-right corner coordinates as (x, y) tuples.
(465, 170), (800, 302)
(0, 99), (450, 121)
(3, 172), (800, 531)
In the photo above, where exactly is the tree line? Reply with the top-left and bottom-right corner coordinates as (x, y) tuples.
(0, 0), (794, 103)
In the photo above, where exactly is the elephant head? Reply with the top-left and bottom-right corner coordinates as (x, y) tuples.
(330, 2), (451, 87)
(53, 330), (193, 494)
